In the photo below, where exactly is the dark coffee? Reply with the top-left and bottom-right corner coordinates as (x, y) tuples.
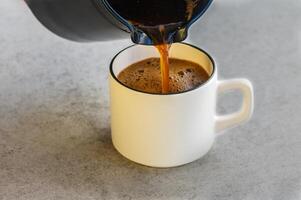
(118, 58), (209, 94)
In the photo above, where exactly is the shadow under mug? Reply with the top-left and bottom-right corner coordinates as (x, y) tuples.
(109, 43), (254, 168)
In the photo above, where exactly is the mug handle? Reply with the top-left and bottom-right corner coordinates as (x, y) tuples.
(215, 79), (254, 134)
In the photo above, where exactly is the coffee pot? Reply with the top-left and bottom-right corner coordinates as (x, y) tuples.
(25, 0), (213, 45)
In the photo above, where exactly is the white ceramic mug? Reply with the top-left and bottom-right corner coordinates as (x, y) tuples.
(110, 43), (254, 168)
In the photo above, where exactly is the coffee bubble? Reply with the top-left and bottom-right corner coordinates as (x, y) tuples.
(118, 57), (209, 94)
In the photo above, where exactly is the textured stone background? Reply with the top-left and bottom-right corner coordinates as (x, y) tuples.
(0, 0), (301, 199)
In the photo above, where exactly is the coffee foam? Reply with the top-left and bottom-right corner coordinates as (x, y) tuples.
(118, 58), (209, 94)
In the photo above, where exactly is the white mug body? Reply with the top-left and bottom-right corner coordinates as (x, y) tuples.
(110, 43), (254, 168)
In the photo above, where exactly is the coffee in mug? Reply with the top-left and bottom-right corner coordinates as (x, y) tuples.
(118, 58), (209, 94)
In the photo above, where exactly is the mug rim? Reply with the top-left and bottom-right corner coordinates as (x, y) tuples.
(110, 42), (216, 96)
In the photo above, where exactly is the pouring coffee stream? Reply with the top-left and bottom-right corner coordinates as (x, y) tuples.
(105, 0), (213, 92)
(25, 0), (213, 93)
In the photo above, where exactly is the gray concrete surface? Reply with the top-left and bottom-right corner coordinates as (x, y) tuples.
(1, 0), (301, 199)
